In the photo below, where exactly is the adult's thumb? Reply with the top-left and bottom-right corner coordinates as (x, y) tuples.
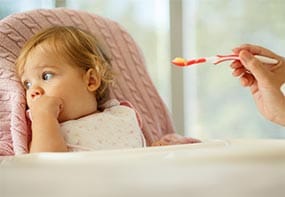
(239, 50), (268, 81)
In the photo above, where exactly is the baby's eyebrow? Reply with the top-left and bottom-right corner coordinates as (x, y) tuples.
(36, 64), (58, 69)
(20, 64), (59, 80)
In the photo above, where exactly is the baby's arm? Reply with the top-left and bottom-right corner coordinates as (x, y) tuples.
(151, 133), (201, 146)
(29, 96), (67, 152)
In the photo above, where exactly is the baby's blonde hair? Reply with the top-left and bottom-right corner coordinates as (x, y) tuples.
(16, 26), (114, 105)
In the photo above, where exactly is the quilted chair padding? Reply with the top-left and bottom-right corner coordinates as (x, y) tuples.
(0, 8), (175, 155)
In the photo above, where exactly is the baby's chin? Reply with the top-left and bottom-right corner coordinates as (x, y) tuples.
(58, 115), (74, 123)
(58, 113), (73, 123)
(58, 106), (98, 123)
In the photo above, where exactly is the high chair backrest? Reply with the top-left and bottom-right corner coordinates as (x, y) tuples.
(0, 8), (175, 155)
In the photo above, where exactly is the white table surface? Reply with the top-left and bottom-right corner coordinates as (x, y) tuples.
(1, 139), (285, 197)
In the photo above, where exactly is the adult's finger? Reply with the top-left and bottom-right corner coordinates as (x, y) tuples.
(239, 50), (269, 81)
(233, 44), (277, 58)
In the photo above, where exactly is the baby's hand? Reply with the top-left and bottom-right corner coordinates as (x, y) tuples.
(151, 133), (201, 146)
(28, 95), (63, 121)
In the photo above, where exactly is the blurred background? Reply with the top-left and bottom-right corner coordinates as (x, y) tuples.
(1, 0), (285, 140)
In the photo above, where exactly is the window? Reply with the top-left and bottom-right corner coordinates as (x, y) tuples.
(1, 0), (284, 140)
(183, 0), (285, 139)
(0, 0), (55, 19)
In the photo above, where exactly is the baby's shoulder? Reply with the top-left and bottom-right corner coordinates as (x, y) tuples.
(103, 100), (136, 116)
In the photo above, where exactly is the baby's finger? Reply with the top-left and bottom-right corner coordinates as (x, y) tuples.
(183, 137), (201, 144)
(280, 83), (285, 96)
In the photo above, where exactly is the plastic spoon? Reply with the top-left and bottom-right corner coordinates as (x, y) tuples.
(172, 54), (278, 67)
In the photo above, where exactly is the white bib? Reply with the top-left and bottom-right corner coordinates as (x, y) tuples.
(60, 104), (146, 151)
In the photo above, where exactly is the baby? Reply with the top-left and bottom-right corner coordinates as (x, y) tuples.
(16, 26), (146, 152)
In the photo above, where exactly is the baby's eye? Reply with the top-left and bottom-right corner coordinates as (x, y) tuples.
(23, 81), (32, 90)
(42, 72), (54, 81)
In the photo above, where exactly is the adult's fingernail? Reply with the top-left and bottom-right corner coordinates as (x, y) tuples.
(232, 48), (237, 53)
(232, 47), (240, 54)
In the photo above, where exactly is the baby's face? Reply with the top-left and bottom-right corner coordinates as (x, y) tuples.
(20, 46), (98, 122)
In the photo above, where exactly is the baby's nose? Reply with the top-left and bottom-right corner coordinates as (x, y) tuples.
(30, 87), (44, 99)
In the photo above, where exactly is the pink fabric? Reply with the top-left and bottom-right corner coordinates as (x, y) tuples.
(0, 8), (175, 155)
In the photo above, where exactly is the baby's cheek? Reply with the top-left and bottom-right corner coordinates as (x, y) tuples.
(26, 99), (33, 110)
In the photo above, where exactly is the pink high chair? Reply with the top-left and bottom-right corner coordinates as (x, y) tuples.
(0, 8), (176, 155)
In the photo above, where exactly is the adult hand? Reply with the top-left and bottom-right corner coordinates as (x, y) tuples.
(231, 44), (285, 126)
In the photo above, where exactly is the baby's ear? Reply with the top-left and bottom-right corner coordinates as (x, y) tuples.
(84, 68), (101, 92)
